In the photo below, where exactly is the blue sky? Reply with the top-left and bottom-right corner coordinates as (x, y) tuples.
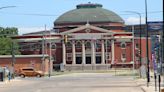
(0, 0), (163, 34)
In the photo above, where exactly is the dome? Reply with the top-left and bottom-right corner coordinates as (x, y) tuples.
(54, 3), (124, 24)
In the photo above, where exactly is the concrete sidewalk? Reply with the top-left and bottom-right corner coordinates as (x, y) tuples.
(136, 78), (164, 92)
(0, 78), (21, 85)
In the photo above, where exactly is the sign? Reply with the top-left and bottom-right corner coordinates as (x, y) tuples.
(148, 21), (163, 31)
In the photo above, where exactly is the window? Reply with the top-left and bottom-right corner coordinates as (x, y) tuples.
(21, 44), (30, 50)
(135, 43), (139, 49)
(66, 42), (72, 48)
(53, 56), (56, 61)
(135, 53), (139, 61)
(22, 69), (34, 71)
(85, 41), (91, 48)
(106, 53), (111, 60)
(55, 29), (59, 33)
(76, 41), (81, 48)
(104, 40), (111, 47)
(66, 53), (72, 61)
(51, 44), (56, 49)
(96, 40), (101, 49)
(121, 53), (126, 59)
(33, 44), (39, 50)
(121, 42), (126, 49)
(121, 53), (126, 62)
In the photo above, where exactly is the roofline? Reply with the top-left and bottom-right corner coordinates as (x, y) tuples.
(54, 21), (124, 26)
(12, 33), (61, 39)
(60, 24), (114, 35)
(0, 54), (49, 58)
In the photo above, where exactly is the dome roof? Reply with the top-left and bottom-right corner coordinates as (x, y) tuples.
(54, 3), (124, 24)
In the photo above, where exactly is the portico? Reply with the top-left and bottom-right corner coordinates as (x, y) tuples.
(62, 39), (112, 65)
(61, 25), (111, 65)
(60, 24), (133, 70)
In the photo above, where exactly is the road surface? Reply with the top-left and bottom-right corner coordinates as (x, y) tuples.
(0, 73), (144, 92)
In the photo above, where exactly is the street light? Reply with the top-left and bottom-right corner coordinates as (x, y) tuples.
(124, 11), (142, 77)
(145, 0), (150, 86)
(0, 5), (16, 79)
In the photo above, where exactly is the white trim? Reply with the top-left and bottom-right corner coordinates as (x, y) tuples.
(60, 24), (113, 35)
(0, 54), (49, 58)
(120, 42), (126, 49)
(114, 36), (133, 39)
(17, 37), (60, 42)
(134, 37), (151, 39)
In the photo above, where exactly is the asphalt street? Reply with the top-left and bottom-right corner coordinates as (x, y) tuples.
(0, 73), (144, 92)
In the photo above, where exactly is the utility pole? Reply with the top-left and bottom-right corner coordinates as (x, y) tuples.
(162, 9), (164, 89)
(48, 29), (52, 77)
(132, 25), (135, 79)
(11, 41), (15, 79)
(42, 33), (45, 72)
(124, 11), (142, 77)
(145, 0), (150, 86)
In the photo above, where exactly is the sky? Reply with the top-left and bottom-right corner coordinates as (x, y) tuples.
(0, 0), (163, 35)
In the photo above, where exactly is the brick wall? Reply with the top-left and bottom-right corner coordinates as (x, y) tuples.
(0, 56), (50, 74)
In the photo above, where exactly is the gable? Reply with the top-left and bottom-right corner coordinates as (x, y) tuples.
(60, 24), (112, 35)
(73, 29), (106, 33)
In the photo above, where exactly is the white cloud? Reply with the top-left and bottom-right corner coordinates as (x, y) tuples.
(125, 17), (145, 25)
(18, 27), (51, 35)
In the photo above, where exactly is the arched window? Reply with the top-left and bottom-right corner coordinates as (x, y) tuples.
(66, 41), (72, 47)
(121, 42), (126, 49)
(51, 44), (56, 49)
(104, 40), (111, 47)
(76, 41), (81, 48)
(96, 40), (101, 49)
(85, 41), (91, 48)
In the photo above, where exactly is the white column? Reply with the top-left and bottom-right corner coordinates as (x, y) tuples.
(62, 41), (66, 65)
(101, 40), (105, 64)
(82, 41), (86, 65)
(72, 41), (76, 64)
(111, 39), (115, 64)
(91, 40), (96, 65)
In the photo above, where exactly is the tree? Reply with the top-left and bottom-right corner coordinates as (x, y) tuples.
(0, 27), (20, 55)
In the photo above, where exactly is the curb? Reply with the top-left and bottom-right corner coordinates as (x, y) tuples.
(134, 80), (146, 92)
(140, 87), (146, 92)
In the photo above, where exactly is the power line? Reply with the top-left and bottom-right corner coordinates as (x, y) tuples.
(0, 6), (16, 10)
(0, 11), (163, 17)
(0, 11), (59, 17)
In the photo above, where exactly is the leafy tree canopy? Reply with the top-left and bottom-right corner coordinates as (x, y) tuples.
(0, 27), (20, 55)
(0, 27), (18, 37)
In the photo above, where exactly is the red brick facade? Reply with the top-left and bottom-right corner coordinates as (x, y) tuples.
(0, 55), (50, 74)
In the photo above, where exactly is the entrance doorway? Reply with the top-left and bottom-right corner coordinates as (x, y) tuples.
(86, 57), (91, 64)
(96, 56), (101, 64)
(76, 57), (82, 64)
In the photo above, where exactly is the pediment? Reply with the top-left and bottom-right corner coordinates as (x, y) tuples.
(60, 24), (112, 35)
